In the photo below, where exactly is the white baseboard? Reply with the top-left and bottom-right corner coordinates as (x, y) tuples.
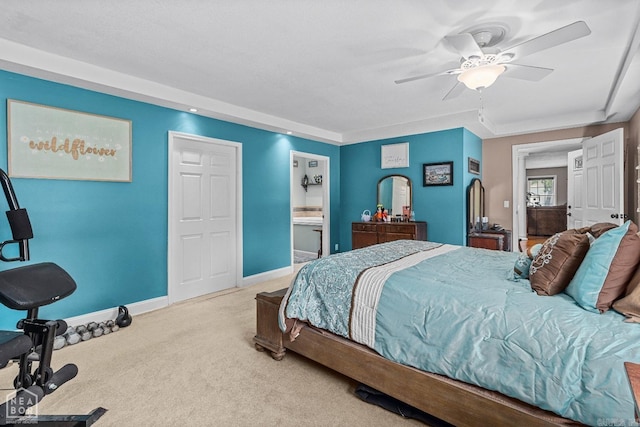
(64, 296), (168, 328)
(62, 265), (293, 327)
(241, 265), (293, 287)
(294, 249), (316, 258)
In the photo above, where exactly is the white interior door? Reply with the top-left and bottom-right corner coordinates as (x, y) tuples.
(168, 132), (242, 304)
(582, 128), (625, 226)
(567, 149), (584, 229)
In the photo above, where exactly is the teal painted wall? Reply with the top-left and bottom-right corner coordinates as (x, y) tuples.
(340, 128), (482, 249)
(0, 69), (479, 330)
(0, 70), (340, 329)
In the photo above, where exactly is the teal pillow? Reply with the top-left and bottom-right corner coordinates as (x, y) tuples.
(565, 221), (634, 312)
(513, 243), (543, 279)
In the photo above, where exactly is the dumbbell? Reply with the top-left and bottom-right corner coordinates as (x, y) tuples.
(100, 322), (111, 335)
(53, 334), (66, 350)
(92, 324), (104, 338)
(105, 320), (118, 333)
(75, 325), (92, 341)
(64, 326), (81, 345)
(109, 320), (119, 333)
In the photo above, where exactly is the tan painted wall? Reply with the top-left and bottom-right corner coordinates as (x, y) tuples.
(482, 120), (637, 232)
(629, 107), (640, 224)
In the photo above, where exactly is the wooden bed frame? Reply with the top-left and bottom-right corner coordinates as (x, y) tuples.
(254, 288), (581, 427)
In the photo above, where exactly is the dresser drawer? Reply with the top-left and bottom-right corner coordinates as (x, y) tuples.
(352, 223), (377, 232)
(352, 221), (427, 250)
(379, 224), (417, 234)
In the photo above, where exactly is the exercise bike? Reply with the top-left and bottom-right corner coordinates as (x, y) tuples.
(0, 169), (105, 425)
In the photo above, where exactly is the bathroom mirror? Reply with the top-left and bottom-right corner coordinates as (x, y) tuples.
(377, 175), (412, 218)
(467, 178), (485, 232)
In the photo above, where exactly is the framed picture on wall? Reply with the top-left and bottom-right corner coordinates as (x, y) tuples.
(423, 161), (453, 186)
(381, 142), (409, 169)
(468, 157), (480, 175)
(7, 99), (132, 182)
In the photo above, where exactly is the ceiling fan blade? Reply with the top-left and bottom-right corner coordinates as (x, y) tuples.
(442, 81), (466, 101)
(444, 33), (484, 59)
(502, 21), (591, 60)
(503, 64), (554, 81)
(394, 68), (458, 84)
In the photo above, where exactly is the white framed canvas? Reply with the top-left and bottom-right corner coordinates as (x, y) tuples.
(7, 99), (132, 182)
(381, 142), (409, 169)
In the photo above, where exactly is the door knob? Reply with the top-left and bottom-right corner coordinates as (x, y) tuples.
(611, 213), (619, 219)
(567, 213), (572, 217)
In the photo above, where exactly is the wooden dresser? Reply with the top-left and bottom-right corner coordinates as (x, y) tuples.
(527, 206), (567, 236)
(352, 221), (427, 249)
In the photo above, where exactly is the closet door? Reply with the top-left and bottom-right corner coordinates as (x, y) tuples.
(169, 132), (241, 303)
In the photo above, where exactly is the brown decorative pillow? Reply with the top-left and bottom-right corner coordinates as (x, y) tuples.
(565, 221), (640, 312)
(612, 266), (640, 321)
(589, 222), (618, 238)
(530, 231), (590, 296)
(574, 226), (592, 234)
(594, 222), (640, 311)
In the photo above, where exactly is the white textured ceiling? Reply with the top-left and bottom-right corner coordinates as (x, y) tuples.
(0, 0), (639, 144)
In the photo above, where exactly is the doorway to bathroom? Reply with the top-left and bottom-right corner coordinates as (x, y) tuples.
(290, 151), (329, 265)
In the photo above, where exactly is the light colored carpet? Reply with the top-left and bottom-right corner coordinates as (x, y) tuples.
(1, 271), (426, 426)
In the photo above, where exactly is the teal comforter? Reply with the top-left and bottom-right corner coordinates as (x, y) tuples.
(280, 240), (640, 425)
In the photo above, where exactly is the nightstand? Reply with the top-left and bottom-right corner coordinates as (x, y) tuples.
(479, 229), (512, 251)
(625, 362), (640, 422)
(469, 233), (504, 251)
(468, 229), (512, 251)
(253, 289), (287, 361)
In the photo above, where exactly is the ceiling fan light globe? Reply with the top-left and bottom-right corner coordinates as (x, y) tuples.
(499, 52), (515, 62)
(457, 64), (506, 90)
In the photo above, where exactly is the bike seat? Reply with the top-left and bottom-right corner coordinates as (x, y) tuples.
(0, 330), (31, 367)
(0, 263), (76, 311)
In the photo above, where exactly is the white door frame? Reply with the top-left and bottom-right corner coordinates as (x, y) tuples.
(290, 150), (330, 265)
(511, 138), (584, 249)
(167, 131), (243, 304)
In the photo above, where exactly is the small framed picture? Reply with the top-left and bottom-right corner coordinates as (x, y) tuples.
(308, 160), (318, 167)
(423, 162), (453, 186)
(468, 157), (480, 175)
(574, 156), (583, 170)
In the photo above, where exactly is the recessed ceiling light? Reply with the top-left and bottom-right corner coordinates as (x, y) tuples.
(286, 131), (293, 135)
(189, 108), (198, 112)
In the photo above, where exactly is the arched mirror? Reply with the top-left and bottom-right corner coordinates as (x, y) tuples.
(467, 178), (485, 232)
(377, 175), (412, 219)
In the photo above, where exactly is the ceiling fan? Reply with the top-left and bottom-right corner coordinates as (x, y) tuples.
(395, 21), (591, 100)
